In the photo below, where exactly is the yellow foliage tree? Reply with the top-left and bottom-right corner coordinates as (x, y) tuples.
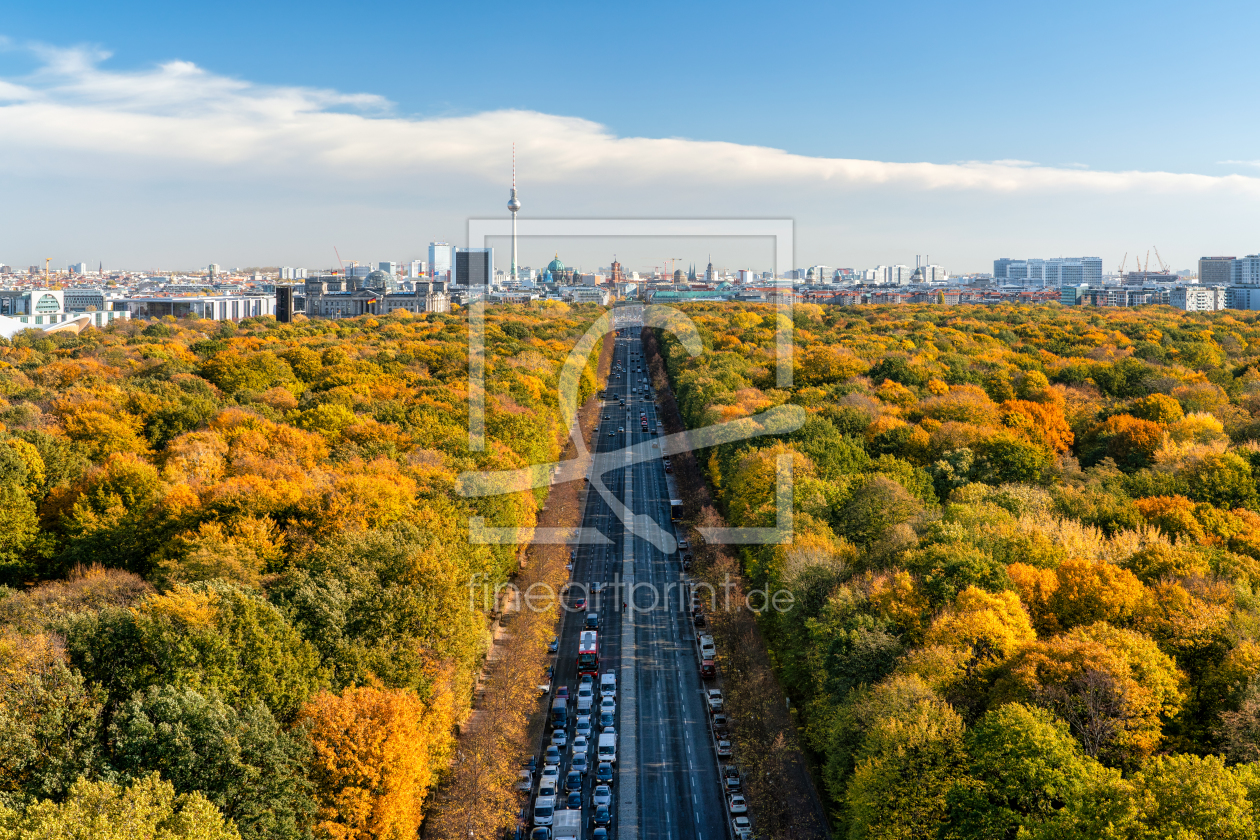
(302, 683), (455, 840)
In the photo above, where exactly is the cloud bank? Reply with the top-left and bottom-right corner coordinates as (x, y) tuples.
(1, 42), (1258, 270)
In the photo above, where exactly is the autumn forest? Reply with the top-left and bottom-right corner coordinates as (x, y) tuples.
(5, 299), (1260, 840)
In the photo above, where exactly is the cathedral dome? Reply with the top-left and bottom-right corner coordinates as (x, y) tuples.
(546, 254), (566, 274)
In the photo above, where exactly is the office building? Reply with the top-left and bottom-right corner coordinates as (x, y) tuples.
(69, 262), (88, 275)
(120, 295), (276, 321)
(1232, 255), (1260, 285)
(454, 248), (493, 289)
(378, 261), (397, 275)
(997, 256), (1102, 288)
(1199, 256), (1235, 285)
(1228, 286), (1260, 310)
(429, 242), (453, 278)
(409, 260), (426, 277)
(347, 265), (372, 279)
(1170, 286), (1226, 311)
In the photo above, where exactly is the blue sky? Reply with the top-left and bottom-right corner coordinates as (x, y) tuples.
(1, 0), (1259, 272)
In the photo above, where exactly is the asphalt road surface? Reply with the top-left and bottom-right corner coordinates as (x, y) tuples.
(547, 320), (728, 840)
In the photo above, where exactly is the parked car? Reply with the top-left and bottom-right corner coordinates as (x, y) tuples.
(712, 713), (729, 735)
(693, 611), (706, 627)
(707, 689), (724, 713)
(717, 740), (732, 759)
(538, 666), (553, 695)
(700, 659), (715, 679)
(723, 766), (742, 792)
(517, 770), (533, 792)
(547, 637), (559, 654)
(729, 794), (748, 815)
(733, 815), (752, 839)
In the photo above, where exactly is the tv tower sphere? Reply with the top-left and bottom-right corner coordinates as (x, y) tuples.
(507, 189), (520, 213)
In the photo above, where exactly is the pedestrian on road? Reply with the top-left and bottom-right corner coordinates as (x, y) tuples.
(622, 600), (627, 613)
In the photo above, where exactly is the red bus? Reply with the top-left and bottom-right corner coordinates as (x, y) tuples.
(577, 630), (599, 675)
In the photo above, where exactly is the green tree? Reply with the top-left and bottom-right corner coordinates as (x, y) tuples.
(108, 686), (315, 840)
(66, 581), (325, 722)
(943, 703), (1097, 840)
(0, 633), (103, 808)
(0, 774), (240, 840)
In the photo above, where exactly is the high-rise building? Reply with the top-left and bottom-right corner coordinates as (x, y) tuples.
(1171, 286), (1226, 311)
(428, 243), (453, 278)
(1199, 256), (1235, 285)
(454, 248), (494, 289)
(378, 261), (397, 275)
(409, 260), (426, 278)
(1232, 255), (1260, 285)
(69, 262), (88, 275)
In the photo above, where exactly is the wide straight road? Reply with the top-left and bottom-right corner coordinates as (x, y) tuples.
(557, 315), (728, 840)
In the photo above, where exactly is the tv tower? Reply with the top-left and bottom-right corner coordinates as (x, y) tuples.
(507, 144), (521, 283)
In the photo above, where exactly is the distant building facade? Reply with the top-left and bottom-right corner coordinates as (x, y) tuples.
(454, 248), (493, 289)
(1170, 286), (1227, 311)
(1199, 256), (1235, 285)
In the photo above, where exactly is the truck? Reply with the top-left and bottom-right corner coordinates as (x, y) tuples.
(670, 499), (683, 521)
(552, 809), (581, 839)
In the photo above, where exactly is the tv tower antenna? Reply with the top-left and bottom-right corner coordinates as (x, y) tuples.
(507, 143), (521, 283)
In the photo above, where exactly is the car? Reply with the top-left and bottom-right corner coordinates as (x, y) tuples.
(550, 730), (567, 748)
(724, 766), (742, 791)
(571, 735), (588, 755)
(618, 427), (625, 433)
(579, 673), (594, 686)
(592, 806), (612, 827)
(591, 828), (608, 840)
(517, 770), (533, 792)
(595, 762), (614, 784)
(592, 784), (613, 809)
(530, 828), (551, 840)
(729, 794), (748, 814)
(556, 686), (569, 700)
(609, 430), (614, 436)
(571, 753), (588, 774)
(732, 815), (752, 839)
(717, 740), (732, 759)
(533, 794), (556, 826)
(600, 696), (616, 715)
(665, 463), (673, 474)
(540, 765), (560, 783)
(575, 716), (592, 738)
(677, 538), (690, 550)
(707, 689), (724, 713)
(538, 781), (557, 798)
(566, 791), (582, 810)
(604, 415), (610, 420)
(577, 686), (594, 701)
(538, 666), (553, 695)
(599, 711), (615, 730)
(544, 746), (561, 766)
(693, 611), (706, 627)
(573, 597), (587, 611)
(547, 637), (558, 654)
(565, 771), (582, 792)
(712, 713), (729, 734)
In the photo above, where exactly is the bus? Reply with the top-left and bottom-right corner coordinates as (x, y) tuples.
(577, 630), (599, 676)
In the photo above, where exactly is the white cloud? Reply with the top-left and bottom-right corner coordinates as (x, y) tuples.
(1, 44), (1258, 199)
(1, 41), (1259, 271)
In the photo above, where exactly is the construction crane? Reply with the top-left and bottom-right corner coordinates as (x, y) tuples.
(1153, 247), (1169, 273)
(333, 246), (344, 276)
(1142, 250), (1150, 273)
(44, 258), (50, 280)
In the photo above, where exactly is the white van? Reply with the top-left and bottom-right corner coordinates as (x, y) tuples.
(600, 671), (617, 698)
(533, 794), (556, 826)
(598, 731), (618, 765)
